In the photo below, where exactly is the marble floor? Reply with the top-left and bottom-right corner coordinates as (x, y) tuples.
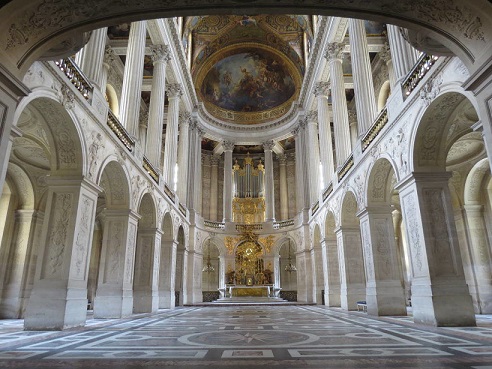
(1, 306), (492, 368)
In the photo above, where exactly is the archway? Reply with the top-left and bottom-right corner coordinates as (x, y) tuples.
(324, 211), (341, 307)
(174, 226), (186, 306)
(338, 191), (366, 310)
(362, 158), (407, 316)
(202, 239), (220, 301)
(278, 238), (298, 302)
(313, 224), (324, 305)
(159, 212), (175, 309)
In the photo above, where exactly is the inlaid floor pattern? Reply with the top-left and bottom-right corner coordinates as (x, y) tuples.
(1, 306), (492, 368)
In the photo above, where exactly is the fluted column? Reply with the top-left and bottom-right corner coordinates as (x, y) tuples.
(325, 42), (352, 165)
(100, 46), (116, 99)
(119, 21), (147, 136)
(176, 113), (190, 203)
(293, 123), (309, 211)
(314, 82), (335, 185)
(209, 155), (220, 221)
(263, 140), (276, 221)
(278, 154), (289, 220)
(195, 127), (204, 215)
(163, 83), (182, 185)
(185, 120), (201, 212)
(387, 25), (420, 83)
(222, 141), (235, 222)
(379, 43), (397, 89)
(304, 112), (321, 204)
(348, 110), (358, 149)
(76, 27), (108, 90)
(145, 44), (170, 168)
(348, 19), (377, 136)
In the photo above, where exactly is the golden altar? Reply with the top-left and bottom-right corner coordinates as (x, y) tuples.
(228, 285), (272, 297)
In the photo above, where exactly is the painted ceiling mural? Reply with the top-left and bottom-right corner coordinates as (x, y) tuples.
(188, 15), (307, 125)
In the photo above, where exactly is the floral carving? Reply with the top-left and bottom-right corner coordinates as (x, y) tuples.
(47, 193), (72, 277)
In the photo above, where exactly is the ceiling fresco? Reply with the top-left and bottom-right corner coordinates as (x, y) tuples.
(187, 15), (308, 125)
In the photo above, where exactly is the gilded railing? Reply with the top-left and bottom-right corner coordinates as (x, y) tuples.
(311, 201), (320, 216)
(337, 154), (354, 181)
(273, 219), (295, 229)
(402, 53), (439, 97)
(322, 182), (333, 201)
(107, 110), (134, 152)
(204, 220), (225, 229)
(236, 223), (263, 232)
(164, 183), (176, 202)
(54, 58), (93, 100)
(143, 156), (159, 183)
(362, 108), (388, 152)
(179, 203), (187, 216)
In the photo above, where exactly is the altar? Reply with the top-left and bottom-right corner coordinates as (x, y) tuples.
(222, 284), (281, 298)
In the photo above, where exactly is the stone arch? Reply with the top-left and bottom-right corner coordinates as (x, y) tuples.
(366, 158), (397, 206)
(341, 190), (359, 227)
(175, 225), (186, 306)
(1, 1), (491, 77)
(6, 162), (35, 210)
(411, 91), (479, 172)
(277, 236), (298, 297)
(465, 158), (490, 204)
(202, 237), (220, 294)
(97, 159), (131, 209)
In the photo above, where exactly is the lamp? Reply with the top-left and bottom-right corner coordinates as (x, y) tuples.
(202, 241), (215, 273)
(284, 240), (297, 273)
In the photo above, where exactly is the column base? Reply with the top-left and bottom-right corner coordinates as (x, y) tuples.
(366, 281), (407, 316)
(340, 283), (366, 311)
(24, 285), (87, 330)
(133, 289), (158, 313)
(93, 288), (133, 318)
(412, 278), (476, 326)
(324, 289), (341, 307)
(159, 290), (175, 309)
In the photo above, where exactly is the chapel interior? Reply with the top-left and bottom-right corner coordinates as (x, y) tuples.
(0, 1), (492, 367)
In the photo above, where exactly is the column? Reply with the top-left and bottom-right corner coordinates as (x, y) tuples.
(162, 83), (182, 185)
(278, 154), (289, 220)
(293, 123), (309, 212)
(359, 206), (407, 316)
(93, 209), (140, 319)
(397, 172), (476, 326)
(209, 155), (220, 221)
(176, 112), (190, 203)
(119, 21), (146, 136)
(133, 228), (161, 313)
(463, 205), (492, 313)
(336, 226), (366, 310)
(305, 112), (321, 204)
(348, 19), (377, 136)
(24, 178), (100, 330)
(325, 42), (352, 165)
(159, 239), (177, 308)
(348, 110), (358, 149)
(76, 27), (108, 90)
(185, 120), (199, 211)
(0, 210), (37, 318)
(263, 140), (275, 221)
(387, 25), (420, 83)
(296, 238), (315, 303)
(195, 127), (204, 215)
(379, 42), (397, 89)
(222, 141), (234, 222)
(314, 82), (335, 185)
(100, 46), (116, 99)
(145, 44), (171, 168)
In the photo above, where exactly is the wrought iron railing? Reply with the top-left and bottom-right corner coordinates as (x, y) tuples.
(54, 58), (93, 100)
(107, 110), (134, 152)
(402, 53), (439, 97)
(362, 108), (388, 152)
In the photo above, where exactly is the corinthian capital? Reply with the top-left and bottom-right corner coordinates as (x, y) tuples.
(262, 140), (275, 151)
(313, 81), (330, 98)
(150, 44), (171, 64)
(324, 42), (345, 61)
(166, 83), (183, 98)
(222, 140), (235, 151)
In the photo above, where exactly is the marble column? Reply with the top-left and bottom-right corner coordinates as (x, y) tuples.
(176, 112), (191, 203)
(195, 128), (204, 215)
(325, 42), (352, 166)
(76, 27), (108, 90)
(293, 123), (309, 212)
(24, 178), (100, 330)
(263, 140), (276, 221)
(296, 246), (315, 303)
(348, 110), (358, 149)
(314, 82), (335, 185)
(159, 239), (178, 308)
(222, 141), (235, 222)
(100, 46), (116, 100)
(359, 206), (407, 316)
(348, 19), (377, 136)
(463, 205), (492, 313)
(314, 242), (325, 304)
(0, 210), (37, 318)
(397, 172), (476, 326)
(93, 209), (140, 319)
(133, 228), (161, 313)
(185, 120), (199, 211)
(387, 25), (420, 83)
(336, 226), (366, 311)
(209, 155), (220, 221)
(119, 21), (147, 136)
(278, 154), (289, 220)
(305, 112), (321, 204)
(145, 44), (171, 168)
(162, 83), (182, 186)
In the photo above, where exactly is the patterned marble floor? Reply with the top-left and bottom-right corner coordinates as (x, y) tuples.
(1, 306), (492, 368)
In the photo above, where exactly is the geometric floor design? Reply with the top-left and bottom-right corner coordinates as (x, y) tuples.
(1, 306), (492, 368)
